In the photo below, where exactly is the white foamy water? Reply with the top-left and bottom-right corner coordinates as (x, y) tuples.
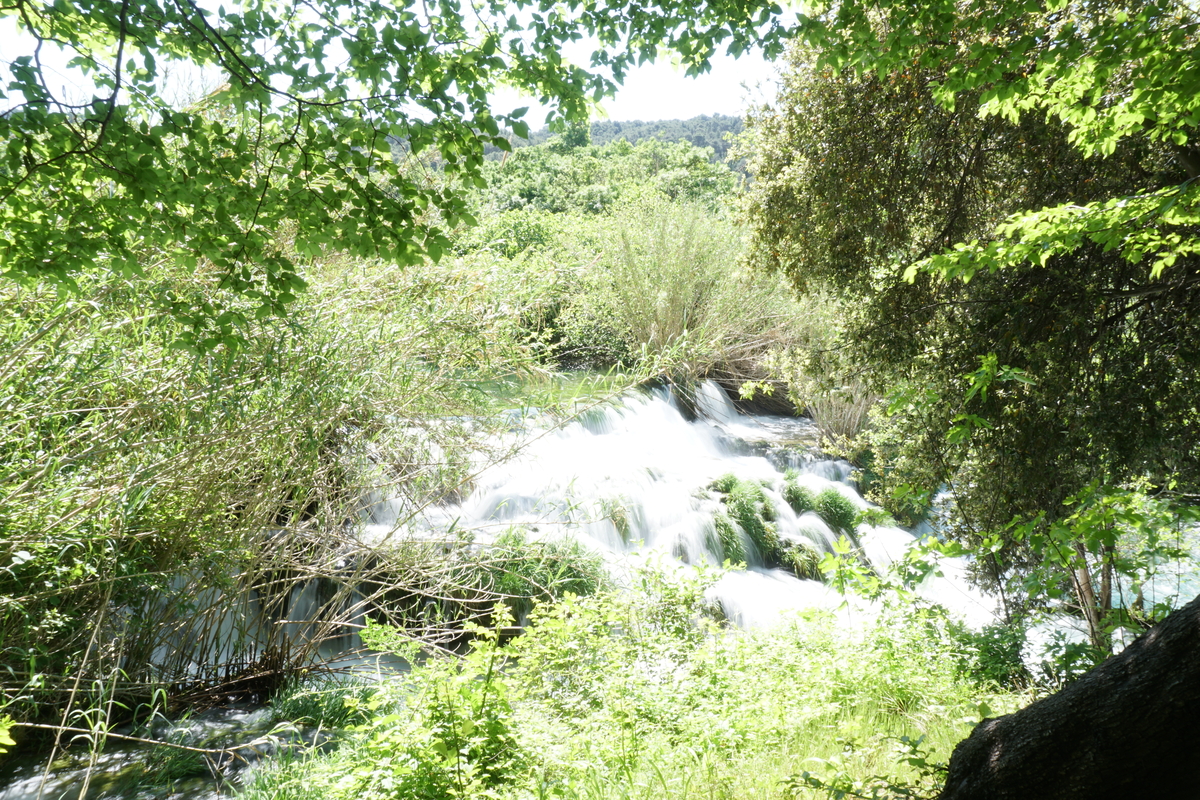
(363, 381), (998, 629)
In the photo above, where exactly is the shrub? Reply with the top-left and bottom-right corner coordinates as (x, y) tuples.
(708, 473), (740, 494)
(855, 507), (898, 528)
(555, 194), (806, 380)
(708, 474), (828, 580)
(947, 620), (1031, 690)
(725, 479), (778, 556)
(779, 539), (824, 580)
(346, 618), (527, 800)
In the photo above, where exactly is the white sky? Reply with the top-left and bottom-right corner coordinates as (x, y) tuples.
(497, 50), (781, 125)
(610, 51), (779, 120)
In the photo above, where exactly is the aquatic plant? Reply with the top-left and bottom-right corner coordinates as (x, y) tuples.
(778, 539), (824, 580)
(783, 480), (818, 516)
(709, 474), (830, 580)
(816, 488), (859, 533)
(271, 675), (379, 728)
(480, 528), (608, 620)
(712, 513), (748, 565)
(708, 473), (740, 494)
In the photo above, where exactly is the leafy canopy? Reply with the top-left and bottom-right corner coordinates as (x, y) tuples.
(6, 0), (1195, 345)
(1, 0), (793, 348)
(738, 1), (1200, 550)
(787, 0), (1200, 280)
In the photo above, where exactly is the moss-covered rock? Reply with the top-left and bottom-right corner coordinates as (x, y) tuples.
(712, 512), (747, 564)
(709, 473), (826, 580)
(777, 538), (823, 580)
(725, 480), (776, 555)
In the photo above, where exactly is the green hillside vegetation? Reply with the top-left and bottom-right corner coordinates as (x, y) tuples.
(479, 115), (745, 161)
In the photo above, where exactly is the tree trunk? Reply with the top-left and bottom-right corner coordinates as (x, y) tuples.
(938, 592), (1200, 800)
(1071, 541), (1104, 650)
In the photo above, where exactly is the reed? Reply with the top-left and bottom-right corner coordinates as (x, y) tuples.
(0, 254), (555, 737)
(554, 194), (807, 386)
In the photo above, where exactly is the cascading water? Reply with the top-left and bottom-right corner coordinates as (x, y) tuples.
(365, 380), (997, 629)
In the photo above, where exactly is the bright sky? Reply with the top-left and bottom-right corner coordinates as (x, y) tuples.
(499, 50), (781, 125)
(614, 51), (779, 120)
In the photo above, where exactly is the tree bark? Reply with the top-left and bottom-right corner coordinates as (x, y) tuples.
(939, 592), (1200, 800)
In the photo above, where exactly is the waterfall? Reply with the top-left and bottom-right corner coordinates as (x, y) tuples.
(364, 381), (997, 629)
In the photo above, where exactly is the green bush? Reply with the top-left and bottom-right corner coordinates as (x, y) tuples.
(453, 207), (560, 258)
(854, 506), (898, 528)
(555, 194), (806, 379)
(947, 621), (1031, 690)
(481, 137), (737, 215)
(708, 474), (740, 494)
(778, 539), (824, 580)
(310, 618), (530, 800)
(725, 479), (778, 556)
(708, 473), (827, 579)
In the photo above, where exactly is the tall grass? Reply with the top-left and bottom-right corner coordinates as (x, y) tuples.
(556, 195), (806, 385)
(0, 254), (551, 739)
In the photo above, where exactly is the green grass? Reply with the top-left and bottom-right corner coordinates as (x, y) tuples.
(270, 674), (379, 729)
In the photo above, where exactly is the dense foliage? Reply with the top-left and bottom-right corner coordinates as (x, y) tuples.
(5, 0), (1200, 791)
(731, 2), (1200, 671)
(480, 136), (737, 214)
(0, 0), (795, 345)
(453, 134), (807, 385)
(0, 253), (558, 726)
(744, 41), (1195, 519)
(240, 565), (1008, 800)
(0, 125), (802, 757)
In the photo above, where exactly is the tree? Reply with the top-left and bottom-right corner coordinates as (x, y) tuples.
(741, 5), (1200, 547)
(0, 0), (793, 349)
(738, 9), (1200, 790)
(940, 590), (1200, 799)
